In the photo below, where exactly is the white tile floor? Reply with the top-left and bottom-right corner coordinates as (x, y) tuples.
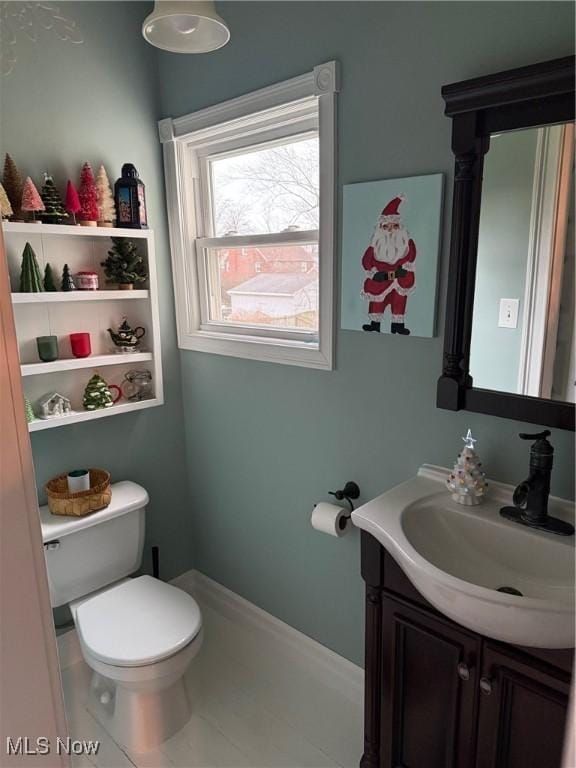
(61, 596), (363, 768)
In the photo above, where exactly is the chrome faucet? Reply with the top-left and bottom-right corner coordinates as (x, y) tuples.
(500, 431), (574, 536)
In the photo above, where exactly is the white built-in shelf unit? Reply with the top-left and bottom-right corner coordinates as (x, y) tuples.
(4, 222), (163, 431)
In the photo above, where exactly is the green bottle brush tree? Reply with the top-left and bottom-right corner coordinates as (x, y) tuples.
(101, 238), (148, 289)
(43, 263), (57, 291)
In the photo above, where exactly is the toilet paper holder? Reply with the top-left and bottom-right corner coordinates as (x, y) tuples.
(329, 481), (361, 515)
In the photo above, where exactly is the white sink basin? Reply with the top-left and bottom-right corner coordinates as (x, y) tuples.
(352, 465), (575, 649)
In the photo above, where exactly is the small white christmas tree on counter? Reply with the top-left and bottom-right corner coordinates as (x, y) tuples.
(447, 429), (488, 506)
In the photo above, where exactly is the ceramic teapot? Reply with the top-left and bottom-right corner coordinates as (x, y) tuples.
(107, 317), (145, 352)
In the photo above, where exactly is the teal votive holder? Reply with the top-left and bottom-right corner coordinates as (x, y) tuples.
(36, 335), (59, 363)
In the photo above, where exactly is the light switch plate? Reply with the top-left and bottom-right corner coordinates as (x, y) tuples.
(498, 298), (519, 329)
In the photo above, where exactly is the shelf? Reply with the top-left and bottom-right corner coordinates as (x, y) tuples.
(12, 290), (149, 304)
(21, 352), (153, 377)
(7, 217), (164, 432)
(28, 397), (162, 432)
(3, 222), (152, 239)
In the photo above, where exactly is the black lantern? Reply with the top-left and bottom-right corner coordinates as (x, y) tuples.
(114, 163), (148, 229)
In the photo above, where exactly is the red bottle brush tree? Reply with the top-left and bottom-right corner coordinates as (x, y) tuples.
(65, 180), (81, 222)
(78, 163), (98, 226)
(65, 180), (81, 225)
(21, 176), (45, 222)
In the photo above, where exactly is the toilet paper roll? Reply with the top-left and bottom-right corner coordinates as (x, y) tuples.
(67, 469), (90, 493)
(311, 502), (350, 537)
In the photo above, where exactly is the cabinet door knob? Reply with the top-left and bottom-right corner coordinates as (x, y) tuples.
(479, 676), (493, 695)
(457, 662), (471, 681)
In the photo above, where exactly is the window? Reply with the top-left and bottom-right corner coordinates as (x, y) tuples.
(160, 62), (338, 369)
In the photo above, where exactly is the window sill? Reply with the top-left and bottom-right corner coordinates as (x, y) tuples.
(178, 329), (332, 370)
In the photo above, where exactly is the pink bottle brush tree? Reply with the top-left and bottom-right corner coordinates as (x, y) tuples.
(21, 177), (45, 223)
(65, 180), (81, 225)
(78, 163), (99, 226)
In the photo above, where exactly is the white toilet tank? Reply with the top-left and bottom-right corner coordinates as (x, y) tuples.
(39, 481), (148, 607)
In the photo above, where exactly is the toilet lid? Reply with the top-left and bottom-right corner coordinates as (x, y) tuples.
(75, 576), (202, 667)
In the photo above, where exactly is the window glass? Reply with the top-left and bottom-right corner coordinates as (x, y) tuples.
(210, 136), (320, 236)
(205, 243), (319, 332)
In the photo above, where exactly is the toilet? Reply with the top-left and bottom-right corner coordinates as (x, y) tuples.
(40, 481), (202, 754)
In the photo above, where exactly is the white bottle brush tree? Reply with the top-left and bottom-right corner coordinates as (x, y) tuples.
(95, 164), (116, 227)
(447, 429), (488, 505)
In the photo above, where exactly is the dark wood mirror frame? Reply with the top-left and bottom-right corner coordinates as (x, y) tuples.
(437, 56), (575, 431)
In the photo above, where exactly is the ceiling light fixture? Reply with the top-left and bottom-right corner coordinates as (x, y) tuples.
(142, 1), (230, 54)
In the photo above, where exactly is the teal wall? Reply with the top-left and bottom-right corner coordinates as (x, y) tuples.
(471, 128), (538, 392)
(2, 2), (574, 666)
(158, 1), (575, 664)
(0, 2), (191, 581)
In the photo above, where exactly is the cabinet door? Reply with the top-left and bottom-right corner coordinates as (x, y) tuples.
(381, 597), (480, 768)
(475, 644), (570, 768)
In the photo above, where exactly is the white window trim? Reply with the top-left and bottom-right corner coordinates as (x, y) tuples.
(159, 61), (339, 370)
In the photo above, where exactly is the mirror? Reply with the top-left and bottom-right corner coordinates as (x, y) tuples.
(437, 56), (575, 430)
(470, 122), (575, 403)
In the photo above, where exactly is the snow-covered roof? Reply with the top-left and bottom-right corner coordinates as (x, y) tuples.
(39, 392), (71, 404)
(228, 273), (317, 296)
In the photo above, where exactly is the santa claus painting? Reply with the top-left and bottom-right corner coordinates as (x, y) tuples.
(361, 195), (416, 335)
(341, 174), (442, 338)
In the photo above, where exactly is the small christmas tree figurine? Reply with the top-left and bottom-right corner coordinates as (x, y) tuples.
(43, 263), (57, 291)
(78, 162), (99, 226)
(3, 153), (23, 220)
(65, 180), (81, 225)
(101, 237), (148, 287)
(95, 165), (116, 227)
(0, 182), (13, 220)
(40, 173), (68, 224)
(83, 373), (115, 411)
(19, 242), (44, 292)
(21, 176), (45, 223)
(447, 429), (488, 506)
(24, 397), (35, 423)
(61, 263), (76, 291)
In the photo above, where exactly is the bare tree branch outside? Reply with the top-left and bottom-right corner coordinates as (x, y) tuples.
(212, 136), (320, 235)
(208, 134), (320, 333)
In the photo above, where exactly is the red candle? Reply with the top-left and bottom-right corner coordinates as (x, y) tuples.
(70, 332), (91, 358)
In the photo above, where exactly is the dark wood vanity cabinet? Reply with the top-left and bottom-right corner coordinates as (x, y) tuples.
(475, 644), (570, 768)
(361, 532), (572, 768)
(381, 597), (480, 768)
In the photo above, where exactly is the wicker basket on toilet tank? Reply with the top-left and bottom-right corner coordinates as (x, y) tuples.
(45, 469), (111, 517)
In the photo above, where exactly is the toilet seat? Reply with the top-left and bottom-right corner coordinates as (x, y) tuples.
(75, 575), (202, 667)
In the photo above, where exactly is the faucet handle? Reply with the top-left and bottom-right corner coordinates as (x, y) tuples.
(519, 430), (551, 441)
(519, 430), (554, 468)
(512, 481), (530, 508)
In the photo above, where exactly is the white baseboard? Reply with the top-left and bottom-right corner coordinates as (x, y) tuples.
(57, 569), (363, 704)
(173, 569), (364, 699)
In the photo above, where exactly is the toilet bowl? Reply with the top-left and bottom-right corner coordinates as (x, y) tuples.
(70, 576), (203, 753)
(70, 576), (202, 752)
(39, 482), (202, 753)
